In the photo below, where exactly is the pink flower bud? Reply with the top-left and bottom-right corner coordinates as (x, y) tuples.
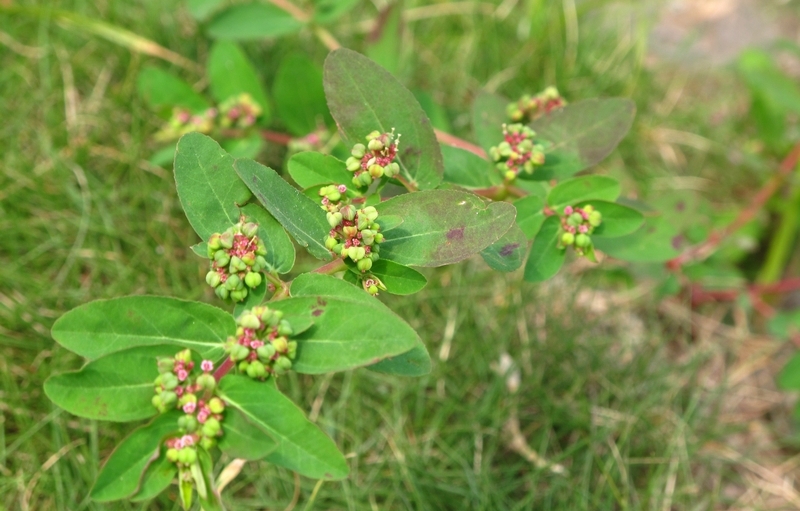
(564, 206), (574, 215)
(321, 197), (329, 205)
(250, 340), (264, 349)
(177, 369), (188, 381)
(197, 410), (209, 424)
(201, 360), (214, 372)
(175, 386), (184, 397)
(183, 401), (196, 414)
(338, 184), (347, 193)
(181, 434), (195, 446)
(579, 224), (589, 233)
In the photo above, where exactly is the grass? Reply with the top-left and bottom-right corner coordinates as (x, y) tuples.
(1, 0), (796, 509)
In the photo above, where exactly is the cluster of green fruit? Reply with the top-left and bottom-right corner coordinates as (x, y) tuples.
(558, 204), (602, 261)
(205, 219), (268, 303)
(344, 130), (401, 188)
(224, 306), (298, 380)
(506, 86), (566, 123)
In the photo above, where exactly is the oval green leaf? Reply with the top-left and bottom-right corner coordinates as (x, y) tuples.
(546, 176), (621, 211)
(441, 144), (501, 189)
(515, 195), (546, 240)
(270, 295), (419, 373)
(523, 215), (565, 282)
(273, 54), (332, 135)
(217, 407), (278, 460)
(45, 345), (184, 422)
(137, 66), (209, 113)
(131, 452), (176, 502)
(218, 375), (349, 480)
(234, 157), (332, 261)
(207, 3), (305, 41)
(579, 200), (644, 238)
(368, 343), (431, 376)
(287, 152), (352, 189)
(480, 221), (527, 272)
(324, 48), (443, 190)
(374, 190), (516, 267)
(51, 296), (232, 360)
(471, 91), (508, 156)
(207, 41), (270, 121)
(592, 216), (680, 262)
(779, 352), (800, 390)
(240, 203), (295, 274)
(91, 411), (181, 501)
(174, 133), (252, 241)
(528, 98), (636, 181)
(368, 260), (427, 295)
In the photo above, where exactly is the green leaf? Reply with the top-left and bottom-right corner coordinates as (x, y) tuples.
(45, 346), (182, 422)
(374, 190), (516, 267)
(480, 221), (527, 272)
(592, 216), (680, 262)
(131, 452), (176, 502)
(313, 0), (360, 24)
(581, 200), (644, 238)
(51, 296), (232, 360)
(218, 375), (349, 479)
(234, 158), (332, 260)
(222, 134), (265, 159)
(287, 152), (352, 189)
(441, 144), (501, 189)
(368, 343), (431, 376)
(514, 196), (546, 239)
(270, 295), (420, 373)
(91, 411), (181, 501)
(217, 407), (278, 460)
(207, 41), (270, 121)
(207, 3), (305, 41)
(768, 310), (800, 340)
(367, 260), (427, 295)
(471, 91), (508, 156)
(196, 448), (223, 511)
(323, 48), (443, 190)
(415, 90), (452, 132)
(546, 176), (621, 211)
(523, 215), (565, 282)
(187, 0), (225, 21)
(137, 66), (209, 113)
(779, 352), (800, 390)
(174, 133), (252, 241)
(273, 53), (332, 136)
(529, 98), (636, 181)
(240, 203), (295, 274)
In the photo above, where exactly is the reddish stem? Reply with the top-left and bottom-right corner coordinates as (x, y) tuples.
(213, 358), (234, 382)
(313, 258), (347, 275)
(689, 277), (800, 312)
(435, 128), (488, 159)
(667, 141), (800, 270)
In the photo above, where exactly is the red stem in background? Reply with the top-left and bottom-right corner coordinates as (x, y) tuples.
(689, 277), (800, 312)
(667, 141), (800, 270)
(435, 128), (488, 159)
(213, 358), (234, 382)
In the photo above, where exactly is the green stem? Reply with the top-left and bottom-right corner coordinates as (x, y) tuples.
(302, 480), (325, 511)
(758, 161), (800, 284)
(313, 258), (347, 275)
(265, 272), (291, 301)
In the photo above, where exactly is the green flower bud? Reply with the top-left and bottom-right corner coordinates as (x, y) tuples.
(219, 231), (234, 249)
(346, 156), (362, 172)
(367, 138), (384, 151)
(242, 222), (259, 238)
(256, 343), (277, 361)
(244, 271), (262, 289)
(385, 162), (400, 177)
(230, 289), (247, 303)
(161, 391), (177, 407)
(374, 233), (384, 243)
(366, 130), (381, 140)
(208, 233), (222, 251)
(369, 164), (384, 178)
(277, 320), (293, 336)
(162, 372), (179, 390)
(357, 258), (373, 272)
(498, 141), (512, 157)
(327, 211), (343, 228)
(208, 397), (225, 414)
(214, 250), (231, 267)
(197, 373), (216, 391)
(589, 210), (602, 227)
(179, 447), (197, 465)
(157, 357), (174, 374)
(246, 360), (267, 378)
(200, 437), (215, 450)
(351, 143), (366, 158)
(368, 284), (379, 295)
(352, 176), (362, 187)
(325, 236), (338, 250)
(340, 205), (356, 221)
(269, 309), (283, 326)
(238, 313), (261, 330)
(151, 395), (162, 409)
(178, 393), (197, 407)
(561, 232), (575, 246)
(230, 256), (247, 273)
(166, 448), (179, 462)
(215, 286), (230, 300)
(575, 233), (591, 248)
(274, 356), (292, 374)
(241, 253), (256, 266)
(362, 206), (379, 222)
(238, 360), (250, 372)
(359, 172), (373, 186)
(232, 343), (250, 361)
(256, 240), (267, 256)
(206, 271), (221, 288)
(505, 170), (517, 181)
(184, 415), (199, 433)
(202, 417), (221, 437)
(287, 341), (298, 357)
(272, 336), (289, 353)
(225, 274), (241, 291)
(489, 147), (501, 161)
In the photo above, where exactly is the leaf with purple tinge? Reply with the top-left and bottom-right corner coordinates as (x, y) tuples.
(480, 221), (527, 272)
(324, 48), (443, 190)
(527, 98), (636, 181)
(375, 190), (516, 267)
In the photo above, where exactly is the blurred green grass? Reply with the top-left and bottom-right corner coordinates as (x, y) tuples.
(0, 0), (786, 509)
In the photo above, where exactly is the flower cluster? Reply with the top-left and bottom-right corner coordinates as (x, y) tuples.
(506, 86), (566, 123)
(205, 218), (268, 303)
(225, 306), (298, 380)
(558, 204), (603, 260)
(155, 107), (217, 141)
(361, 276), (387, 296)
(345, 130), (401, 188)
(489, 124), (546, 181)
(218, 93), (263, 129)
(322, 198), (384, 273)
